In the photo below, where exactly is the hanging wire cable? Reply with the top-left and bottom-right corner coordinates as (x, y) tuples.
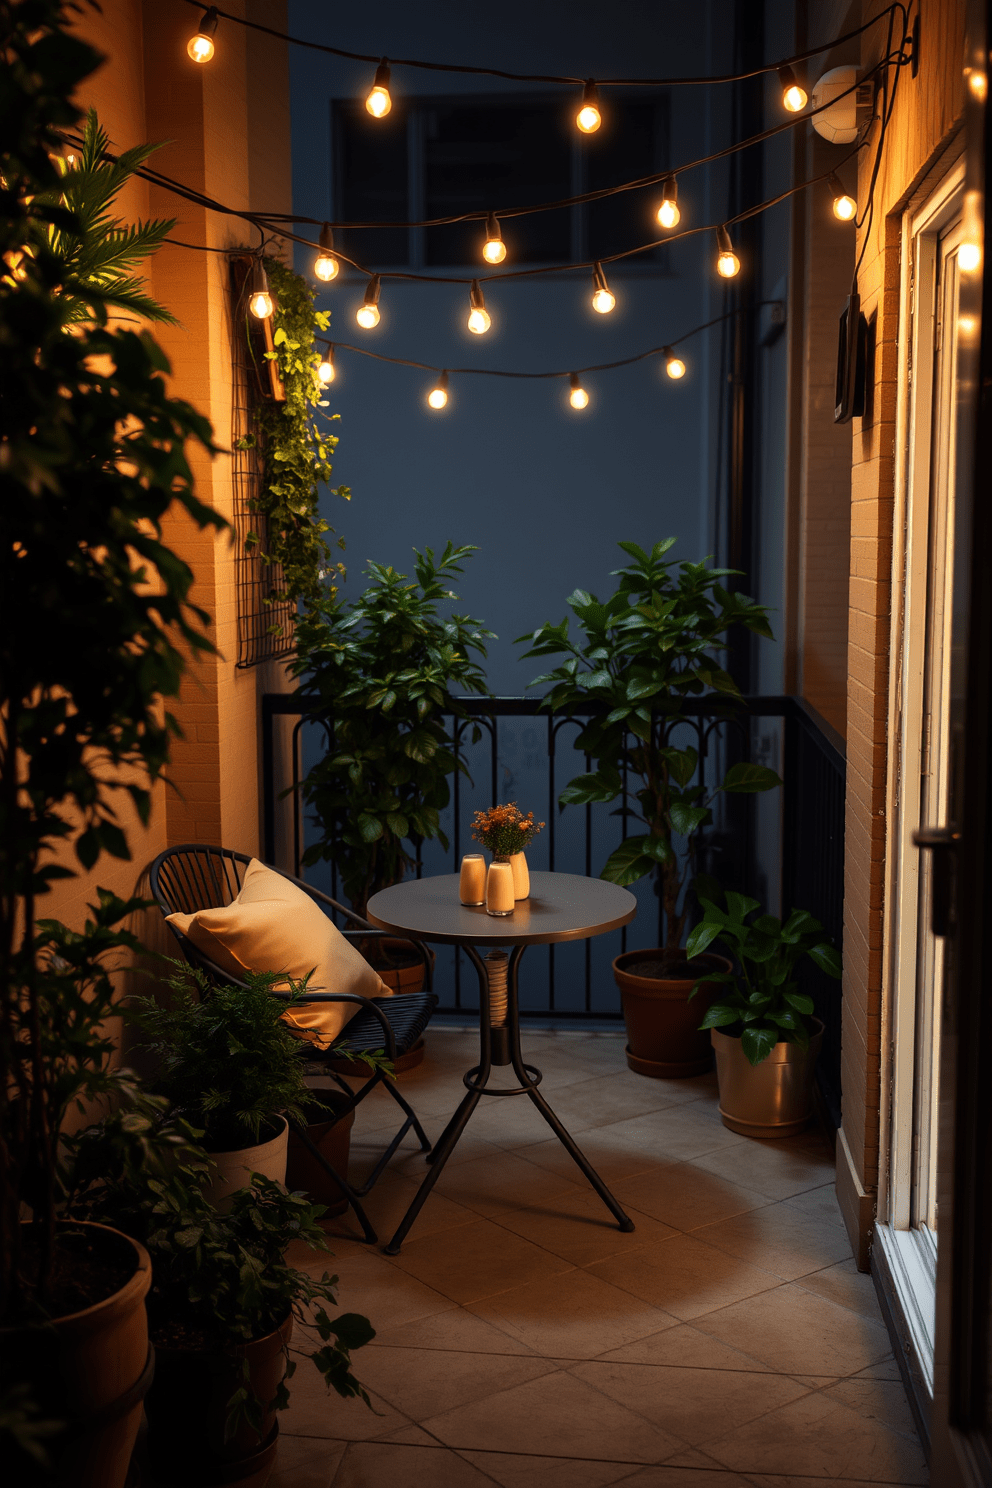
(175, 0), (907, 89)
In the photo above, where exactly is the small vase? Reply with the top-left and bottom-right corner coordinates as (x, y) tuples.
(508, 851), (530, 900)
(486, 858), (515, 916)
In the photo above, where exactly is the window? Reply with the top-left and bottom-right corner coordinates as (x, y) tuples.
(331, 92), (671, 270)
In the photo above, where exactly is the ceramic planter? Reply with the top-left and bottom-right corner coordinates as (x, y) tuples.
(613, 950), (732, 1077)
(145, 1313), (292, 1486)
(2, 1221), (152, 1488)
(711, 1017), (825, 1137)
(202, 1115), (289, 1212)
(286, 1090), (356, 1217)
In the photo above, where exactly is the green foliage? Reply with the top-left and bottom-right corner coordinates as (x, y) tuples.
(686, 878), (842, 1065)
(245, 257), (348, 609)
(0, 0), (224, 1323)
(517, 540), (780, 951)
(62, 1096), (374, 1435)
(47, 108), (177, 325)
(127, 965), (320, 1150)
(293, 543), (494, 916)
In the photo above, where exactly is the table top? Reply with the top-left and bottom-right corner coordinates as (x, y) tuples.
(366, 871), (637, 948)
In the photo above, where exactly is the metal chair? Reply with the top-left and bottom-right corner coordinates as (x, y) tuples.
(147, 844), (438, 1244)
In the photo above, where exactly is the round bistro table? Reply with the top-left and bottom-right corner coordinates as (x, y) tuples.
(366, 870), (638, 1253)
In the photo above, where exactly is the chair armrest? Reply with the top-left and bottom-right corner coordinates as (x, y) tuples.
(268, 988), (397, 1059)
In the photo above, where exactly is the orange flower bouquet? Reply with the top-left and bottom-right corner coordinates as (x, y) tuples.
(471, 803), (545, 858)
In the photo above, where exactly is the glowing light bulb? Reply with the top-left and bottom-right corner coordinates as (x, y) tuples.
(576, 80), (602, 133)
(569, 373), (589, 410)
(357, 274), (381, 328)
(827, 173), (856, 221)
(656, 174), (680, 229)
(968, 69), (988, 101)
(468, 280), (491, 334)
(314, 222), (339, 281)
(664, 348), (686, 379)
(960, 241), (982, 272)
(428, 372), (449, 409)
(779, 66), (808, 112)
(249, 290), (272, 319)
(187, 7), (218, 63)
(366, 60), (392, 118)
(318, 350), (335, 384)
(482, 214), (506, 264)
(960, 190), (983, 272)
(248, 256), (272, 319)
(590, 264), (615, 314)
(716, 226), (740, 278)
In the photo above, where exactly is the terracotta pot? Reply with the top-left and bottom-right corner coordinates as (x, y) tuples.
(711, 1018), (825, 1138)
(145, 1313), (292, 1486)
(286, 1090), (356, 1217)
(202, 1116), (289, 1212)
(613, 950), (733, 1078)
(2, 1222), (152, 1488)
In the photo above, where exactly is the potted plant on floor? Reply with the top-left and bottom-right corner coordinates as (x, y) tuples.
(293, 543), (493, 1068)
(128, 966), (323, 1209)
(63, 1098), (374, 1485)
(518, 539), (781, 1077)
(686, 880), (842, 1136)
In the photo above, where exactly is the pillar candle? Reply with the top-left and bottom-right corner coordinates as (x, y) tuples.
(486, 861), (515, 916)
(509, 851), (530, 900)
(459, 854), (486, 905)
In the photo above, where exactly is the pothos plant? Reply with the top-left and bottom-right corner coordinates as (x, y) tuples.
(240, 257), (349, 609)
(518, 540), (781, 957)
(293, 543), (493, 918)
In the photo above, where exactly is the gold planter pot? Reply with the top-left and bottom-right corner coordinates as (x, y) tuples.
(711, 1018), (824, 1138)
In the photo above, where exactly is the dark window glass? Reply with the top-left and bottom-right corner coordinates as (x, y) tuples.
(332, 100), (409, 266)
(423, 100), (572, 266)
(585, 100), (668, 263)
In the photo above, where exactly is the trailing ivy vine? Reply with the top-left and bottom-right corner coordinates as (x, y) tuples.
(243, 257), (349, 608)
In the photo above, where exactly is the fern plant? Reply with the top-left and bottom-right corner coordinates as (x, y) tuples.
(48, 108), (177, 325)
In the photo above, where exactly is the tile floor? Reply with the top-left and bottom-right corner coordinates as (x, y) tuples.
(278, 1028), (927, 1488)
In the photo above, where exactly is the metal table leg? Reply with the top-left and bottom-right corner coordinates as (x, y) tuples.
(383, 940), (634, 1254)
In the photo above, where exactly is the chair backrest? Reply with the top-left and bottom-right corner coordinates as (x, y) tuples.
(149, 844), (251, 918)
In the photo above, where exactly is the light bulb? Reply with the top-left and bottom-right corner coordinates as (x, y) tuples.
(357, 274), (381, 328)
(482, 213), (506, 264)
(592, 288), (615, 313)
(960, 240), (982, 272)
(249, 291), (273, 319)
(569, 374), (590, 410)
(716, 226), (740, 278)
(968, 69), (988, 101)
(366, 60), (392, 118)
(576, 80), (602, 133)
(960, 190), (983, 273)
(247, 256), (273, 319)
(779, 66), (808, 112)
(664, 348), (686, 379)
(187, 7), (218, 63)
(318, 352), (335, 385)
(656, 174), (680, 229)
(428, 372), (449, 409)
(314, 224), (339, 281)
(828, 173), (856, 221)
(468, 280), (491, 334)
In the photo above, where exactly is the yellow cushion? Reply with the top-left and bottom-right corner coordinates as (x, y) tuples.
(165, 858), (389, 1049)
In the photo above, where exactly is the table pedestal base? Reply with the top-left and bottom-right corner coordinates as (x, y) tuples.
(384, 944), (635, 1254)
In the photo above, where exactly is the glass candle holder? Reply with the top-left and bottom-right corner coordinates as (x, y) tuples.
(485, 859), (515, 917)
(459, 853), (486, 906)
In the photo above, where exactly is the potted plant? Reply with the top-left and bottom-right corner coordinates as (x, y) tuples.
(128, 966), (322, 1210)
(686, 880), (842, 1136)
(63, 1099), (374, 1485)
(518, 539), (781, 1077)
(1, 12), (224, 1483)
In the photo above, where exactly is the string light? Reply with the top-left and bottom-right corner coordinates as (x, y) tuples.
(779, 65), (808, 112)
(248, 257), (273, 319)
(482, 214), (506, 265)
(828, 172), (857, 221)
(656, 174), (680, 229)
(576, 80), (602, 133)
(467, 280), (491, 334)
(356, 275), (381, 328)
(187, 6), (218, 63)
(591, 263), (616, 314)
(314, 222), (339, 281)
(427, 371), (449, 409)
(664, 346), (686, 379)
(318, 346), (335, 384)
(366, 59), (392, 118)
(716, 225), (740, 278)
(569, 373), (590, 409)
